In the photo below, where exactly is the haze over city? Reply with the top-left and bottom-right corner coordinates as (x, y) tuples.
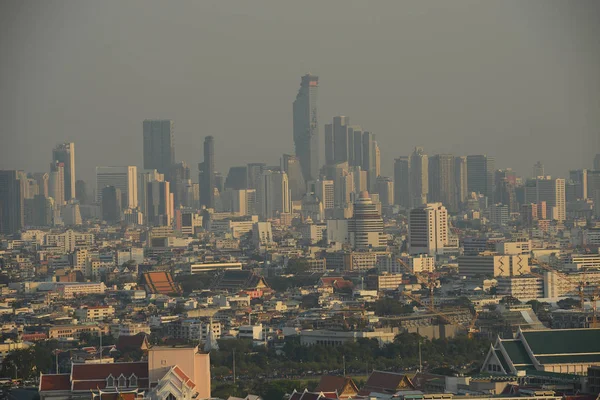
(2, 0), (600, 183)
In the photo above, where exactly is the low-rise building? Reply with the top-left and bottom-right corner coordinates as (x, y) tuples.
(75, 305), (115, 322)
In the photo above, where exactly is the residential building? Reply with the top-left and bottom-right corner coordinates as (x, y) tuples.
(409, 202), (448, 256)
(467, 155), (495, 200)
(52, 143), (76, 201)
(429, 154), (456, 212)
(458, 253), (530, 278)
(96, 166), (138, 208)
(0, 170), (24, 234)
(394, 156), (411, 209)
(348, 191), (387, 250)
(410, 147), (428, 207)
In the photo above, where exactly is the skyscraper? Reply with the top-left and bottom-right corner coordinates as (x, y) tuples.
(95, 166), (138, 209)
(52, 143), (76, 201)
(101, 186), (122, 223)
(394, 156), (411, 209)
(258, 170), (291, 219)
(146, 180), (173, 226)
(535, 177), (566, 221)
(332, 116), (350, 164)
(75, 180), (87, 205)
(454, 156), (468, 209)
(376, 176), (394, 206)
(169, 161), (191, 208)
(428, 154), (456, 212)
(533, 161), (544, 178)
(225, 166), (248, 190)
(467, 155), (495, 200)
(293, 74), (319, 181)
(199, 136), (215, 209)
(410, 147), (428, 207)
(49, 161), (65, 209)
(0, 170), (24, 235)
(246, 163), (266, 190)
(324, 124), (335, 166)
(409, 202), (449, 256)
(32, 172), (49, 198)
(362, 131), (376, 192)
(281, 154), (305, 201)
(143, 119), (175, 176)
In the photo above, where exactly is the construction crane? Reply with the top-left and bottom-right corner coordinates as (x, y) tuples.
(400, 291), (454, 325)
(396, 257), (440, 311)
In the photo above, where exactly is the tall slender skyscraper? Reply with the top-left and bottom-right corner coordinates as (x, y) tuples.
(324, 124), (335, 166)
(410, 147), (428, 207)
(199, 136), (215, 208)
(394, 156), (411, 208)
(454, 156), (468, 209)
(143, 120), (175, 176)
(332, 116), (350, 164)
(0, 170), (24, 235)
(467, 155), (495, 200)
(49, 161), (65, 209)
(362, 132), (376, 192)
(293, 74), (319, 181)
(52, 143), (76, 201)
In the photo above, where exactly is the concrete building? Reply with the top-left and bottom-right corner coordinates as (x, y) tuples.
(96, 166), (138, 209)
(467, 155), (495, 200)
(410, 147), (428, 207)
(146, 180), (173, 226)
(454, 156), (468, 208)
(49, 161), (65, 208)
(52, 142), (76, 201)
(75, 305), (115, 321)
(409, 202), (448, 256)
(252, 221), (274, 248)
(293, 74), (320, 181)
(282, 154), (305, 201)
(258, 170), (290, 219)
(0, 170), (24, 235)
(376, 176), (394, 207)
(489, 203), (509, 225)
(526, 176), (566, 221)
(458, 252), (530, 278)
(409, 254), (436, 273)
(101, 186), (122, 223)
(310, 179), (335, 211)
(143, 119), (174, 177)
(394, 156), (411, 209)
(429, 154), (456, 212)
(189, 262), (243, 274)
(199, 135), (216, 209)
(348, 191), (386, 250)
(496, 276), (543, 301)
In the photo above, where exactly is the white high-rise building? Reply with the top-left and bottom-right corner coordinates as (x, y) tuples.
(49, 161), (65, 209)
(348, 191), (387, 250)
(410, 147), (428, 207)
(96, 166), (138, 209)
(409, 202), (448, 256)
(310, 180), (334, 210)
(138, 169), (164, 217)
(258, 170), (291, 219)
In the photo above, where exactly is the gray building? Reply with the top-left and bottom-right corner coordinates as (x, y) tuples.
(467, 154), (495, 200)
(52, 142), (76, 201)
(410, 147), (428, 207)
(143, 119), (175, 177)
(0, 170), (24, 235)
(199, 135), (215, 208)
(293, 74), (320, 182)
(429, 154), (456, 212)
(282, 154), (305, 201)
(394, 156), (411, 209)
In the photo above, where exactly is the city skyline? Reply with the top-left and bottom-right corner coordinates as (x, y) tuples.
(2, 1), (600, 184)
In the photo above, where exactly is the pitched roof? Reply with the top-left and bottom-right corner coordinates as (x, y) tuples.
(39, 374), (70, 391)
(360, 371), (415, 395)
(522, 328), (600, 355)
(213, 270), (268, 291)
(116, 333), (149, 351)
(143, 271), (182, 295)
(502, 340), (533, 366)
(71, 361), (149, 391)
(315, 376), (357, 398)
(172, 366), (195, 389)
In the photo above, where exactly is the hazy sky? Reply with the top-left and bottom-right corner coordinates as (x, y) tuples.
(1, 0), (599, 184)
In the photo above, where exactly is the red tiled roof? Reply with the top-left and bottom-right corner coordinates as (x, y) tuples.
(172, 366), (195, 389)
(143, 271), (182, 295)
(39, 374), (70, 391)
(116, 333), (149, 351)
(71, 361), (149, 391)
(360, 371), (415, 395)
(300, 392), (321, 400)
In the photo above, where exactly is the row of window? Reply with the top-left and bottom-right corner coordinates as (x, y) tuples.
(106, 373), (137, 388)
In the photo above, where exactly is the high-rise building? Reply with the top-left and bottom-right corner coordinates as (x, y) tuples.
(467, 155), (495, 200)
(533, 161), (544, 178)
(95, 166), (138, 209)
(143, 120), (175, 176)
(0, 170), (24, 235)
(376, 176), (394, 206)
(293, 74), (319, 181)
(348, 191), (387, 250)
(170, 161), (191, 208)
(257, 170), (290, 219)
(246, 163), (266, 190)
(282, 154), (306, 201)
(199, 136), (215, 209)
(309, 179), (335, 211)
(394, 156), (411, 209)
(409, 202), (449, 256)
(594, 154), (600, 171)
(52, 143), (76, 201)
(146, 180), (173, 226)
(324, 124), (335, 166)
(352, 128), (363, 168)
(428, 154), (456, 212)
(410, 147), (428, 207)
(454, 156), (468, 209)
(568, 169), (588, 200)
(32, 172), (49, 198)
(25, 194), (53, 226)
(101, 186), (122, 223)
(374, 141), (381, 179)
(225, 166), (248, 190)
(489, 203), (509, 226)
(330, 116), (350, 164)
(75, 180), (87, 205)
(49, 161), (65, 209)
(535, 177), (566, 221)
(494, 169), (517, 213)
(362, 132), (376, 192)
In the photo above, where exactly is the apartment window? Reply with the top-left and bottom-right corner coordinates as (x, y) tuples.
(106, 375), (115, 388)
